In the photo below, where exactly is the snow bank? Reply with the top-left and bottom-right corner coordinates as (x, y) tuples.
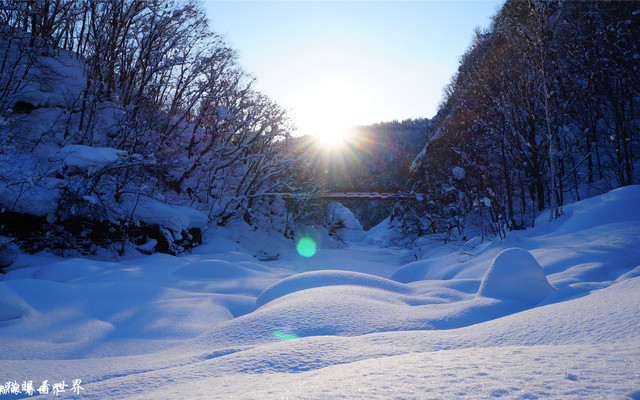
(477, 248), (555, 304)
(33, 259), (103, 282)
(256, 270), (410, 307)
(0, 152), (62, 217)
(392, 185), (640, 284)
(199, 217), (291, 261)
(555, 185), (640, 233)
(617, 265), (640, 282)
(391, 258), (443, 283)
(0, 282), (31, 321)
(365, 216), (393, 246)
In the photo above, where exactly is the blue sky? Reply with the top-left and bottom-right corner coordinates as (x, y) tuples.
(203, 1), (503, 137)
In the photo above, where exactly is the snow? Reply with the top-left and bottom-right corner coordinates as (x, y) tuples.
(12, 51), (86, 110)
(32, 259), (103, 283)
(326, 201), (366, 242)
(52, 145), (126, 171)
(126, 198), (208, 232)
(0, 283), (31, 322)
(452, 165), (465, 180)
(0, 237), (20, 268)
(0, 151), (63, 217)
(174, 259), (257, 279)
(1, 185), (640, 398)
(477, 248), (556, 304)
(256, 270), (410, 307)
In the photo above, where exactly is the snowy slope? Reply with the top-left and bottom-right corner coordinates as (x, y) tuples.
(1, 186), (639, 399)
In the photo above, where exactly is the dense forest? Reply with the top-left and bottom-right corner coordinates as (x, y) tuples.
(407, 0), (639, 242)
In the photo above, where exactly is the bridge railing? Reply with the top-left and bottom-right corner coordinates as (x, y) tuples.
(261, 192), (425, 201)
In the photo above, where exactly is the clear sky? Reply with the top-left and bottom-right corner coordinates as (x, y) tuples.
(202, 0), (503, 139)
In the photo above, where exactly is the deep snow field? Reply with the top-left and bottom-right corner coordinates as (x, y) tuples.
(1, 186), (640, 399)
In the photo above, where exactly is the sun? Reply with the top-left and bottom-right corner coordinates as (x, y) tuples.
(315, 122), (353, 149)
(293, 76), (375, 150)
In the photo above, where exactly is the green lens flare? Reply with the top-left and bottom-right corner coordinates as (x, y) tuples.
(296, 237), (316, 257)
(271, 329), (299, 340)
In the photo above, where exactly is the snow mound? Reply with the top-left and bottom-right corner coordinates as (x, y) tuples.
(257, 270), (410, 307)
(477, 248), (555, 304)
(237, 261), (272, 272)
(391, 259), (440, 283)
(33, 259), (103, 282)
(174, 260), (253, 279)
(0, 282), (31, 321)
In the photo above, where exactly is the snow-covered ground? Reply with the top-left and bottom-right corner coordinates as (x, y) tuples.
(1, 186), (640, 399)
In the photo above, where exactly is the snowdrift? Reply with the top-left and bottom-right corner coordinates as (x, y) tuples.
(392, 185), (640, 286)
(0, 186), (639, 398)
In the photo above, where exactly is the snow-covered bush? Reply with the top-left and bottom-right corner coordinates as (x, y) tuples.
(326, 202), (366, 244)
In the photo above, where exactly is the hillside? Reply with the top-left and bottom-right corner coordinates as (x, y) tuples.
(0, 2), (293, 257)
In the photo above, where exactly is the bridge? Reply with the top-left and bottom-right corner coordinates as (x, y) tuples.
(261, 192), (425, 201)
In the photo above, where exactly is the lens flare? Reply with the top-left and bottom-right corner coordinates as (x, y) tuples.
(296, 237), (317, 257)
(271, 328), (299, 340)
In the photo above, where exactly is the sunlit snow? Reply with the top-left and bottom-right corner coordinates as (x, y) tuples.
(1, 186), (639, 399)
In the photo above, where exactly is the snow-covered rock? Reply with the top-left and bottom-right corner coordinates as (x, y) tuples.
(477, 248), (555, 304)
(326, 202), (366, 243)
(12, 51), (86, 109)
(52, 145), (127, 171)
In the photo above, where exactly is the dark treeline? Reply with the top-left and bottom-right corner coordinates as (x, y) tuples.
(0, 0), (294, 235)
(407, 0), (639, 241)
(316, 119), (429, 194)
